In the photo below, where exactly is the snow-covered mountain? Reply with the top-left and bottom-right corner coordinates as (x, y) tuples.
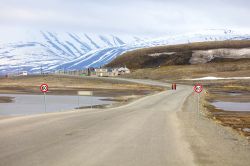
(0, 29), (250, 74)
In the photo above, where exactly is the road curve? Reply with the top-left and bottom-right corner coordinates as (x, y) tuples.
(0, 79), (195, 166)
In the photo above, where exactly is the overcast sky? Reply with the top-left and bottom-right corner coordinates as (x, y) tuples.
(0, 0), (250, 37)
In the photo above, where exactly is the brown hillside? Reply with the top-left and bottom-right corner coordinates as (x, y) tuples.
(106, 40), (250, 69)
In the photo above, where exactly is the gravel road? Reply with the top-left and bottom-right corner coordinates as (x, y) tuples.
(1, 78), (249, 166)
(0, 80), (195, 166)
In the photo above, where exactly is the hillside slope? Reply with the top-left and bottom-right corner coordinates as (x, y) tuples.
(106, 40), (250, 69)
(1, 29), (250, 74)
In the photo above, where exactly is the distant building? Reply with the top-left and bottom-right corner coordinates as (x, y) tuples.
(53, 67), (130, 77)
(95, 67), (130, 77)
(19, 71), (28, 76)
(95, 68), (110, 77)
(117, 67), (130, 75)
(54, 70), (64, 75)
(55, 69), (89, 76)
(88, 67), (96, 76)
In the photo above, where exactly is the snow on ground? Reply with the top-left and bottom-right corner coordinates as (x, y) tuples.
(185, 76), (250, 80)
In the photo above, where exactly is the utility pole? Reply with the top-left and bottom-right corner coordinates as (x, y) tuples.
(40, 64), (43, 75)
(18, 64), (20, 76)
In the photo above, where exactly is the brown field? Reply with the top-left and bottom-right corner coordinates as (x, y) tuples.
(121, 60), (250, 81)
(0, 75), (162, 91)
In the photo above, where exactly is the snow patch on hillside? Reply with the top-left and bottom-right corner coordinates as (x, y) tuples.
(186, 76), (250, 80)
(190, 48), (250, 64)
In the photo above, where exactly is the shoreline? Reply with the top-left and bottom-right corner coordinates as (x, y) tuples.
(0, 76), (164, 121)
(0, 88), (158, 120)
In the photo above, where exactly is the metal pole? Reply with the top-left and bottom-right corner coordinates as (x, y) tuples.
(44, 92), (47, 113)
(91, 97), (93, 109)
(198, 93), (199, 114)
(195, 93), (200, 128)
(77, 95), (80, 109)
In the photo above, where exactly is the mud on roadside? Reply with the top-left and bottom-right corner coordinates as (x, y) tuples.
(0, 96), (14, 103)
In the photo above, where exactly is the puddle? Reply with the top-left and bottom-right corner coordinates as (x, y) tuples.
(243, 128), (250, 132)
(228, 92), (242, 96)
(212, 101), (250, 111)
(0, 94), (113, 116)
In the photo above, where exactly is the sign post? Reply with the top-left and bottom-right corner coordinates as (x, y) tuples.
(44, 92), (47, 112)
(77, 91), (93, 109)
(77, 95), (80, 109)
(194, 84), (203, 115)
(40, 84), (49, 112)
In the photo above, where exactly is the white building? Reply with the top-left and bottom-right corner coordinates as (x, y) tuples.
(95, 67), (130, 77)
(95, 68), (110, 77)
(117, 67), (130, 75)
(19, 71), (28, 76)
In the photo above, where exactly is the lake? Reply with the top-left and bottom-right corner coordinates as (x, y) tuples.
(0, 94), (113, 116)
(212, 101), (250, 112)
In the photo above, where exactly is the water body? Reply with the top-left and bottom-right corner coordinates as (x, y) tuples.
(212, 101), (250, 111)
(228, 92), (242, 96)
(0, 94), (113, 116)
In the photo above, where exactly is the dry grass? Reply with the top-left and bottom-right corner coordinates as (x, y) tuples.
(0, 75), (161, 91)
(0, 75), (164, 98)
(121, 60), (250, 81)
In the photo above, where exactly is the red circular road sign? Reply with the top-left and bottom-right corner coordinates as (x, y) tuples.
(194, 84), (203, 93)
(40, 84), (49, 93)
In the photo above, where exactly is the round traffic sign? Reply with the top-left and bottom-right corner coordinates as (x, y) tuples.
(40, 84), (49, 93)
(194, 84), (203, 93)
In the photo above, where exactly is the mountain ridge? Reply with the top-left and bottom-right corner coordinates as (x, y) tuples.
(1, 29), (250, 74)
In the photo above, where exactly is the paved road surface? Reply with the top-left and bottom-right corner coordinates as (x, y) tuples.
(0, 79), (195, 166)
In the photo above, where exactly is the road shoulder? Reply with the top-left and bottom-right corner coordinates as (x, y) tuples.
(178, 92), (250, 166)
